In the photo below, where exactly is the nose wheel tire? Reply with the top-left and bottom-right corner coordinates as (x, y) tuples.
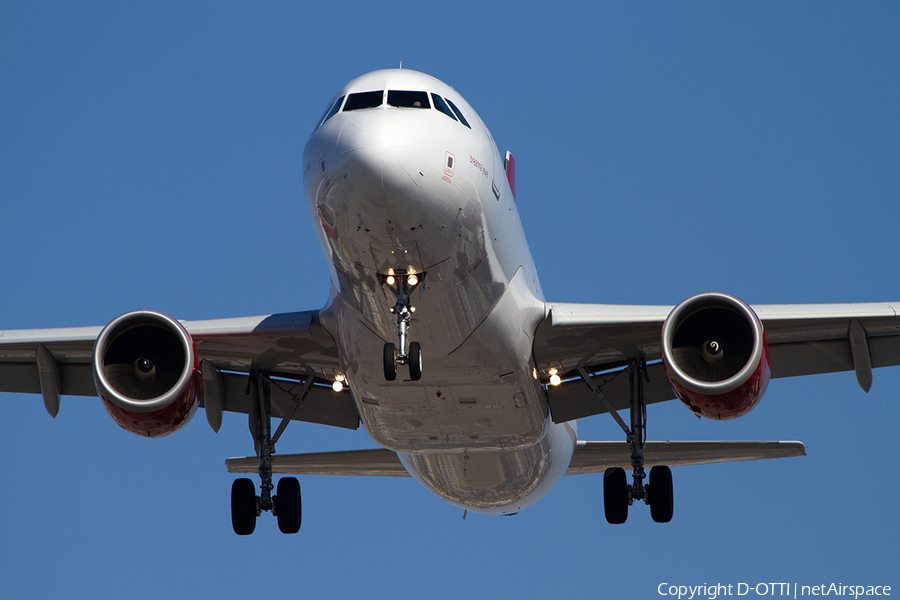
(648, 465), (673, 523)
(383, 343), (397, 381)
(231, 478), (258, 535)
(275, 477), (302, 534)
(409, 341), (422, 381)
(603, 467), (629, 524)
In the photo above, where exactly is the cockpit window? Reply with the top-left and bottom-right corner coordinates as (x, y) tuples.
(445, 98), (471, 129)
(343, 91), (384, 111)
(335, 89), (471, 128)
(431, 94), (457, 121)
(387, 90), (431, 109)
(318, 95), (344, 127)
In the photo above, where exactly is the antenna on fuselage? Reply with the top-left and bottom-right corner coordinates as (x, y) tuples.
(399, 61), (402, 69)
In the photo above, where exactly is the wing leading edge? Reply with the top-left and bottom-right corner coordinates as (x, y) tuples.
(0, 310), (359, 430)
(535, 301), (900, 423)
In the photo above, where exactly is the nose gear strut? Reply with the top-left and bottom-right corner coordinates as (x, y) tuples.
(381, 270), (424, 381)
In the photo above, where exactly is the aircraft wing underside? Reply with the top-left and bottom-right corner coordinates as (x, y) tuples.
(4, 302), (900, 432)
(535, 301), (900, 423)
(0, 310), (360, 430)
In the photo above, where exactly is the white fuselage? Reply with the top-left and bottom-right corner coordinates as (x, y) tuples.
(302, 70), (575, 514)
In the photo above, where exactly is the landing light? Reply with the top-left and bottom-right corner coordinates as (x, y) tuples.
(549, 374), (561, 386)
(407, 275), (418, 286)
(386, 275), (395, 285)
(332, 380), (344, 392)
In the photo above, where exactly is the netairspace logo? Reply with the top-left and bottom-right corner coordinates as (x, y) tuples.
(657, 583), (892, 600)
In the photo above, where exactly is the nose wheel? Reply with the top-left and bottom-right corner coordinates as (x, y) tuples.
(409, 342), (422, 380)
(383, 341), (422, 381)
(381, 270), (424, 381)
(384, 343), (397, 381)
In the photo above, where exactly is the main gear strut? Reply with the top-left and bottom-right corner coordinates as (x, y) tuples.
(230, 370), (311, 535)
(577, 357), (673, 523)
(627, 358), (649, 502)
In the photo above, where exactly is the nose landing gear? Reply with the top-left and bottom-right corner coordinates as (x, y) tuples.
(381, 270), (424, 381)
(383, 340), (422, 381)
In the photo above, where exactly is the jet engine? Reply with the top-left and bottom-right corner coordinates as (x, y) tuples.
(92, 310), (201, 437)
(660, 293), (770, 420)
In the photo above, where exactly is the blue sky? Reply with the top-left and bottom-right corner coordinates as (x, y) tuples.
(1, 2), (898, 598)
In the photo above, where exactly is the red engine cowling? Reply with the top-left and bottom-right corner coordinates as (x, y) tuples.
(92, 310), (201, 437)
(660, 292), (770, 420)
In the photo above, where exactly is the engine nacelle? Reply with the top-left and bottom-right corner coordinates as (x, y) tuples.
(660, 292), (770, 420)
(92, 310), (201, 437)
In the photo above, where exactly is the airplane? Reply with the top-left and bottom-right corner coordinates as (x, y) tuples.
(2, 68), (899, 534)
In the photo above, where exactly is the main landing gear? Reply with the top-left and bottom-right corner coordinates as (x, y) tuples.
(381, 269), (424, 382)
(231, 370), (308, 535)
(582, 358), (674, 524)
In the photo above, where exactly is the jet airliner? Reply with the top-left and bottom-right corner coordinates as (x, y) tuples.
(2, 69), (899, 534)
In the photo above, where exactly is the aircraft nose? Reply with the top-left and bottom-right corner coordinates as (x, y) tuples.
(337, 111), (432, 198)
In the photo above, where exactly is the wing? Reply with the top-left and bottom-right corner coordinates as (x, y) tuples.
(534, 301), (900, 423)
(0, 310), (359, 430)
